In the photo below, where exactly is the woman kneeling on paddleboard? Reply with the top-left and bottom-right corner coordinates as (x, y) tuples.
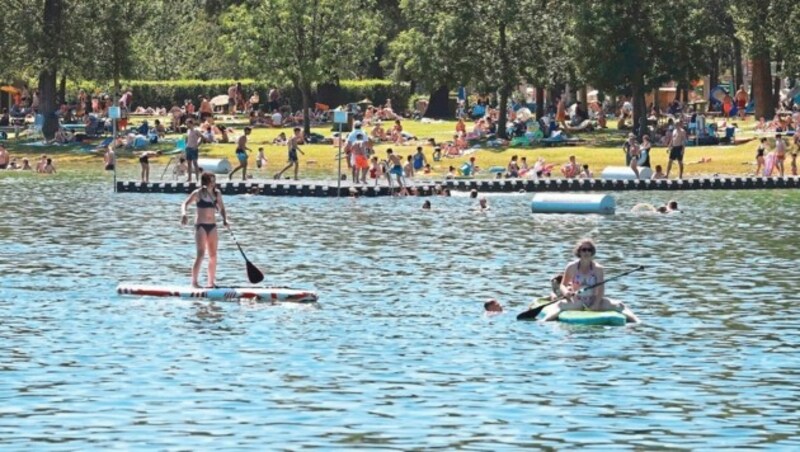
(542, 239), (636, 322)
(181, 172), (228, 288)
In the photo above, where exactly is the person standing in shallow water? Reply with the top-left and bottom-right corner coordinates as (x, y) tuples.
(181, 172), (228, 288)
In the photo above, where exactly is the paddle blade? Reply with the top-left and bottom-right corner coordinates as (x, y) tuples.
(516, 305), (545, 321)
(246, 260), (264, 284)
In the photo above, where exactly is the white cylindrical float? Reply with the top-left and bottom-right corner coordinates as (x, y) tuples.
(601, 166), (652, 180)
(531, 193), (616, 214)
(197, 158), (232, 174)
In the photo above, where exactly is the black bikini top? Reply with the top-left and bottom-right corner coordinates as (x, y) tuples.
(197, 189), (217, 209)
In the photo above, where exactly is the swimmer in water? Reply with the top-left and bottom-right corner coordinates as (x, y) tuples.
(484, 299), (503, 313)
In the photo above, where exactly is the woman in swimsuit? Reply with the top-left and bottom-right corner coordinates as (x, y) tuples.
(542, 238), (639, 323)
(755, 137), (767, 176)
(181, 172), (228, 288)
(137, 150), (161, 183)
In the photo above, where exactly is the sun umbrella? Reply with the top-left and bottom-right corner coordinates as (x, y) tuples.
(210, 94), (229, 107)
(1, 86), (20, 95)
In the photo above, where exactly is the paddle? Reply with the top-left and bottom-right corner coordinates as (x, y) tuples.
(516, 265), (644, 321)
(225, 226), (264, 284)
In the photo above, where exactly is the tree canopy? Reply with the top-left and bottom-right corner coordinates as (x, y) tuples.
(1, 0), (799, 139)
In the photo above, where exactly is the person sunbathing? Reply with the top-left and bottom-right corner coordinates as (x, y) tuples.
(390, 120), (404, 144)
(455, 118), (466, 135)
(371, 122), (387, 141)
(272, 132), (287, 145)
(755, 116), (768, 132)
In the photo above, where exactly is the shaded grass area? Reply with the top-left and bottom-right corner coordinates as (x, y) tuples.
(1, 116), (772, 181)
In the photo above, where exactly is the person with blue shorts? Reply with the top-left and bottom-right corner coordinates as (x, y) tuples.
(228, 127), (252, 181)
(386, 148), (404, 189)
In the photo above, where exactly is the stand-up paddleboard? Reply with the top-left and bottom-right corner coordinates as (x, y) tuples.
(117, 284), (318, 303)
(532, 297), (630, 326)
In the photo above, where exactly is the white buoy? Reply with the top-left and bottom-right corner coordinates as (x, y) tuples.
(197, 158), (232, 174)
(601, 166), (652, 180)
(531, 193), (616, 214)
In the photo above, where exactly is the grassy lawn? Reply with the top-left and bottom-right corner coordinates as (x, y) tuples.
(1, 116), (783, 180)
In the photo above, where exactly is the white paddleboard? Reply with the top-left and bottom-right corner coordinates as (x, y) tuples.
(117, 284), (318, 303)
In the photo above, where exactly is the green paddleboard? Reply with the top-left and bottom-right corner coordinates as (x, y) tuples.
(532, 297), (628, 326)
(556, 310), (627, 326)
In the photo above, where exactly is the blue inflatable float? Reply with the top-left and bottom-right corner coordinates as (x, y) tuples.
(531, 193), (616, 214)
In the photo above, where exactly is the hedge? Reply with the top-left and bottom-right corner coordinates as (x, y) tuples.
(70, 79), (411, 113)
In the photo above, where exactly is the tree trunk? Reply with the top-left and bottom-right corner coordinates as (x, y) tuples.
(58, 72), (66, 105)
(366, 43), (385, 79)
(752, 55), (774, 119)
(300, 83), (312, 136)
(423, 84), (451, 119)
(631, 70), (647, 139)
(709, 49), (719, 94)
(38, 0), (63, 140)
(733, 37), (744, 89)
(497, 85), (510, 140)
(535, 86), (544, 119)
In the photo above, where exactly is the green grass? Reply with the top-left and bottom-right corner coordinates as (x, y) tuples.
(1, 116), (784, 180)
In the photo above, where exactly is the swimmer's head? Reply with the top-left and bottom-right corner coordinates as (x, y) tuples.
(484, 299), (503, 312)
(470, 189), (478, 198)
(667, 200), (678, 210)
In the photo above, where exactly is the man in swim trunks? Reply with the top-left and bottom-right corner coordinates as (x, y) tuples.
(386, 148), (404, 189)
(350, 133), (369, 184)
(274, 127), (305, 180)
(229, 126), (252, 181)
(185, 119), (204, 183)
(735, 85), (748, 119)
(666, 121), (687, 179)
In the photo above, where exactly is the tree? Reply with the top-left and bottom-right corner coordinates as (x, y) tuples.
(0, 0), (71, 140)
(387, 0), (475, 118)
(221, 0), (379, 134)
(87, 1), (149, 94)
(734, 0), (800, 118)
(466, 0), (563, 138)
(572, 0), (705, 137)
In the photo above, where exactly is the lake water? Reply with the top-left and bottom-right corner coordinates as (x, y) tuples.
(1, 170), (799, 449)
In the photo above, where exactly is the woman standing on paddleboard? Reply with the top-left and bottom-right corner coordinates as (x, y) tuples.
(542, 239), (636, 322)
(181, 172), (228, 288)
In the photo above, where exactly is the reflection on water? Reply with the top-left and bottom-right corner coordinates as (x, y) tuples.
(1, 173), (799, 448)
